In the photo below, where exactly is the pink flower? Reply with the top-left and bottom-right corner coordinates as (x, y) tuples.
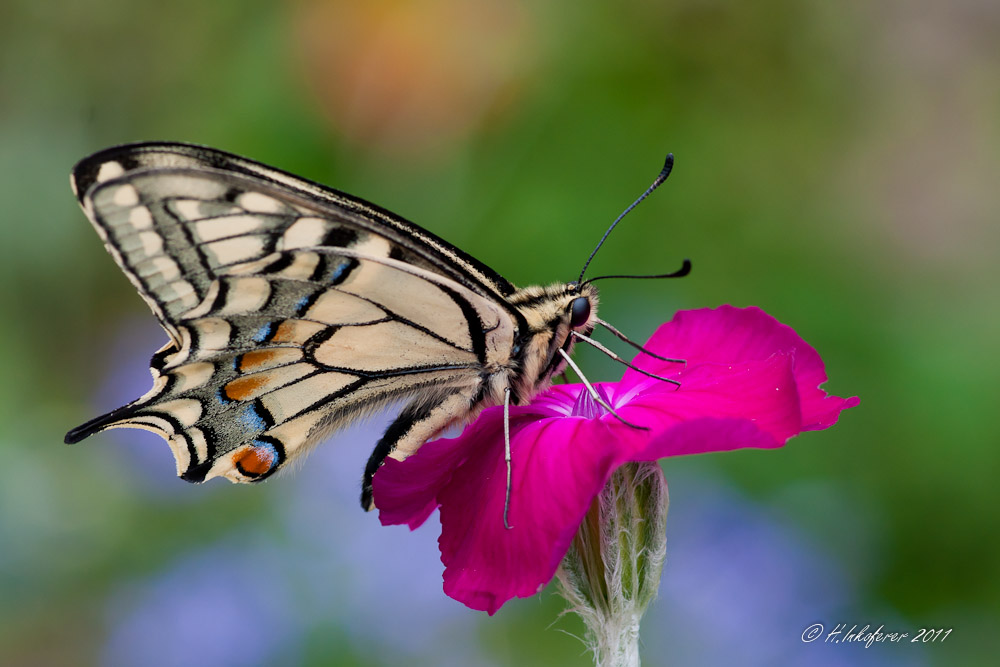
(374, 306), (859, 615)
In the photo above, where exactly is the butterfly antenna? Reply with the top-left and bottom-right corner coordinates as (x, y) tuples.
(582, 258), (691, 286)
(577, 153), (674, 285)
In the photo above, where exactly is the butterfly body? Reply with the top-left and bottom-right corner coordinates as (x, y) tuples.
(67, 143), (598, 507)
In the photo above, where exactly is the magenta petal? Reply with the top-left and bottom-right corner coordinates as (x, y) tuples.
(623, 306), (859, 428)
(374, 431), (468, 530)
(375, 403), (558, 530)
(637, 416), (784, 460)
(443, 417), (620, 614)
(380, 408), (623, 615)
(626, 306), (809, 371)
(373, 305), (858, 616)
(614, 353), (805, 452)
(623, 306), (809, 383)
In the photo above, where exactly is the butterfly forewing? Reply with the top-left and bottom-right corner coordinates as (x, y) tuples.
(71, 143), (518, 302)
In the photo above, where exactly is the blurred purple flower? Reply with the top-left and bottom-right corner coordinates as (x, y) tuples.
(374, 306), (859, 614)
(645, 474), (926, 667)
(275, 417), (495, 664)
(101, 539), (300, 667)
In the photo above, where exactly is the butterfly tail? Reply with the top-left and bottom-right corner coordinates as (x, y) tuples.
(64, 403), (141, 444)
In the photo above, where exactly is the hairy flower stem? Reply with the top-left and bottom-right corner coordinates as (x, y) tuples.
(556, 461), (669, 667)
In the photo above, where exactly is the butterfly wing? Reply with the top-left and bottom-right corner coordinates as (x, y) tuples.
(67, 143), (518, 487)
(70, 143), (518, 303)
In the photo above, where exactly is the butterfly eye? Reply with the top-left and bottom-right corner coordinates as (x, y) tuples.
(570, 296), (591, 329)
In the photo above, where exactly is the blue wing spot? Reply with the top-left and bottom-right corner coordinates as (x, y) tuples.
(216, 388), (231, 406)
(330, 257), (358, 286)
(251, 322), (275, 343)
(294, 295), (311, 314)
(237, 403), (268, 433)
(252, 440), (278, 462)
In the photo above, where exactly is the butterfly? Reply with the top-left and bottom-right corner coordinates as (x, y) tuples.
(66, 142), (687, 512)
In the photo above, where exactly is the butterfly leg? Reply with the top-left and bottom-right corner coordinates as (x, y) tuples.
(360, 390), (477, 511)
(503, 386), (513, 530)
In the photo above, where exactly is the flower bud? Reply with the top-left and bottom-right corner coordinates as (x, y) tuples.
(556, 461), (669, 667)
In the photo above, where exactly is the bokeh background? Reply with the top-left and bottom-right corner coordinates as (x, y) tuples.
(1, 0), (997, 665)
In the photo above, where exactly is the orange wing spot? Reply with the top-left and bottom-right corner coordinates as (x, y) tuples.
(271, 319), (323, 343)
(224, 375), (269, 401)
(233, 445), (275, 476)
(272, 321), (301, 343)
(239, 350), (279, 372)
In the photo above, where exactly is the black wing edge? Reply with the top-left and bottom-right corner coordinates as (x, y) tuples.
(65, 403), (139, 444)
(70, 141), (517, 298)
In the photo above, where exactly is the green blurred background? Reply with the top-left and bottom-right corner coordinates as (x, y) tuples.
(1, 0), (997, 665)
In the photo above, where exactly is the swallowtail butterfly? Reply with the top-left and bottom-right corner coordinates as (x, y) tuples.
(65, 143), (686, 511)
